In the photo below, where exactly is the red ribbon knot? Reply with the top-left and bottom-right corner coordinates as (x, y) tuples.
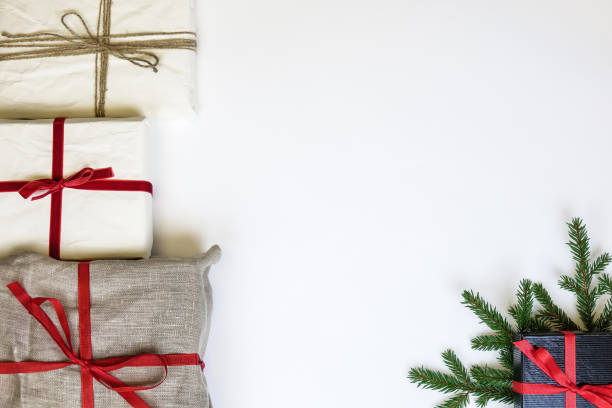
(514, 331), (612, 408)
(18, 167), (115, 200)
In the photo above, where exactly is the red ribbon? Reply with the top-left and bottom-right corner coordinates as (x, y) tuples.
(0, 262), (205, 408)
(0, 118), (153, 259)
(514, 331), (612, 408)
(18, 167), (116, 200)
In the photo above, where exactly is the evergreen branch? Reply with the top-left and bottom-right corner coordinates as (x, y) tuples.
(461, 291), (513, 338)
(567, 217), (590, 270)
(558, 275), (580, 293)
(562, 218), (607, 330)
(596, 274), (612, 331)
(473, 384), (514, 407)
(508, 279), (534, 332)
(470, 365), (513, 385)
(409, 353), (513, 408)
(497, 347), (513, 371)
(470, 334), (510, 352)
(409, 366), (468, 393)
(436, 392), (470, 408)
(532, 282), (580, 331)
(598, 273), (612, 294)
(591, 253), (612, 275)
(565, 218), (597, 329)
(595, 299), (612, 332)
(442, 350), (471, 385)
(530, 315), (553, 332)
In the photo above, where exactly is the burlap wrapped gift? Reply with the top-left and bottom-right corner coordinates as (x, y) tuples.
(0, 246), (220, 408)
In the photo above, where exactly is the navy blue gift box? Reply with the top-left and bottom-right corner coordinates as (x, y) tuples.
(513, 332), (612, 408)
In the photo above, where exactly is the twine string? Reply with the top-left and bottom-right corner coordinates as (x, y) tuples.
(0, 0), (196, 117)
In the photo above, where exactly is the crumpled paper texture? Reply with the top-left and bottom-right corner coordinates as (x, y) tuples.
(0, 247), (220, 407)
(0, 0), (196, 119)
(0, 118), (153, 260)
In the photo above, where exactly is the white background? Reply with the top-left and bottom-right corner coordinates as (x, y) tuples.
(152, 1), (612, 407)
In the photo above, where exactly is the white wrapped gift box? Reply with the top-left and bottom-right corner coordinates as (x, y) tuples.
(0, 0), (196, 119)
(0, 118), (153, 260)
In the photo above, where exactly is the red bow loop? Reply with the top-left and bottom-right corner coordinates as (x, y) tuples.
(513, 332), (612, 408)
(6, 281), (169, 407)
(18, 167), (115, 201)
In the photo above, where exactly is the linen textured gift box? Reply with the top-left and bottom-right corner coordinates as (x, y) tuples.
(0, 0), (196, 119)
(513, 332), (612, 408)
(0, 117), (153, 260)
(0, 247), (220, 407)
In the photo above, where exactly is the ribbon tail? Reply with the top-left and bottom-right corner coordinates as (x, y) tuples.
(91, 369), (152, 408)
(0, 361), (73, 374)
(0, 181), (27, 193)
(579, 389), (612, 408)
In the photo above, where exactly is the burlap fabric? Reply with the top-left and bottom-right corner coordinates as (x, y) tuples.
(0, 246), (220, 407)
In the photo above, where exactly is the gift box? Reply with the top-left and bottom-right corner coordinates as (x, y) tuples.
(0, 0), (196, 119)
(513, 332), (612, 408)
(0, 118), (153, 260)
(0, 248), (220, 407)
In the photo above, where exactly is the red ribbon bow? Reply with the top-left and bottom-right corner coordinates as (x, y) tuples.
(19, 167), (116, 200)
(0, 118), (153, 259)
(514, 331), (612, 408)
(0, 262), (205, 408)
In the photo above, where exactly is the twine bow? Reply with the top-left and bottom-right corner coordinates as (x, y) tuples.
(19, 167), (115, 200)
(0, 0), (197, 117)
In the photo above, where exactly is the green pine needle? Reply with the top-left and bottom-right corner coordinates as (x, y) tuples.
(409, 366), (469, 394)
(470, 334), (509, 352)
(596, 274), (612, 331)
(461, 291), (513, 338)
(508, 279), (535, 332)
(470, 365), (513, 385)
(437, 392), (470, 408)
(532, 282), (580, 331)
(442, 350), (471, 385)
(473, 385), (514, 407)
(496, 347), (513, 371)
(591, 253), (612, 275)
(558, 219), (611, 330)
(567, 218), (590, 270)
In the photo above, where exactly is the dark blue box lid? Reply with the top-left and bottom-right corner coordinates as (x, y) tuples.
(514, 332), (612, 408)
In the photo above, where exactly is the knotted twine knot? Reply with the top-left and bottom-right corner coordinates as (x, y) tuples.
(0, 0), (197, 117)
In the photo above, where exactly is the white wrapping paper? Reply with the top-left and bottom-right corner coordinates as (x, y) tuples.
(0, 118), (153, 260)
(0, 0), (196, 119)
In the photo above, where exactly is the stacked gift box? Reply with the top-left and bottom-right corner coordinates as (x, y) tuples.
(0, 1), (220, 407)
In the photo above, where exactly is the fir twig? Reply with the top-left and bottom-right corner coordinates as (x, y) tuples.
(596, 274), (612, 331)
(470, 365), (513, 385)
(460, 291), (513, 338)
(532, 282), (580, 331)
(507, 279), (535, 332)
(438, 392), (470, 408)
(442, 350), (471, 385)
(496, 348), (513, 371)
(408, 351), (513, 408)
(470, 334), (508, 352)
(560, 218), (609, 330)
